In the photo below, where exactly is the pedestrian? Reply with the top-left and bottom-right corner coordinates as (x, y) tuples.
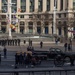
(24, 40), (26, 44)
(40, 41), (43, 48)
(68, 43), (71, 51)
(3, 47), (7, 58)
(70, 55), (74, 66)
(14, 65), (19, 75)
(28, 39), (31, 46)
(64, 42), (67, 52)
(69, 38), (72, 50)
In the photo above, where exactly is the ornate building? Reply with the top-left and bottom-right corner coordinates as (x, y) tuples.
(0, 0), (75, 38)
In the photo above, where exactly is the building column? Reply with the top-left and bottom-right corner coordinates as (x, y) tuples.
(25, 21), (29, 34)
(34, 0), (38, 11)
(57, 0), (60, 11)
(26, 0), (29, 12)
(0, 0), (1, 11)
(33, 22), (37, 34)
(51, 0), (54, 11)
(68, 0), (73, 10)
(17, 23), (20, 33)
(41, 26), (44, 34)
(0, 22), (1, 30)
(17, 0), (20, 12)
(62, 27), (64, 37)
(48, 23), (52, 34)
(43, 0), (46, 12)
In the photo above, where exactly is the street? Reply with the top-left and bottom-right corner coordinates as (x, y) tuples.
(0, 42), (74, 75)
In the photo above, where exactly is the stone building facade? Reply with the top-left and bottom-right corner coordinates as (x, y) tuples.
(0, 0), (75, 38)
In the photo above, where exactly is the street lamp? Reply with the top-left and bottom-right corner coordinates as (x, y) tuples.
(53, 0), (57, 35)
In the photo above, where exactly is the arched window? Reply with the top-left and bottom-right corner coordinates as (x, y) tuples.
(20, 21), (25, 26)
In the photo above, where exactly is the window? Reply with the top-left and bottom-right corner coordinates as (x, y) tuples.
(47, 0), (50, 11)
(30, 0), (34, 12)
(21, 0), (26, 12)
(54, 0), (57, 9)
(1, 0), (8, 13)
(60, 0), (63, 10)
(73, 0), (75, 10)
(64, 13), (66, 17)
(38, 0), (43, 12)
(20, 15), (24, 18)
(1, 15), (6, 19)
(11, 0), (17, 13)
(59, 14), (61, 18)
(1, 22), (7, 25)
(20, 21), (25, 25)
(29, 15), (33, 18)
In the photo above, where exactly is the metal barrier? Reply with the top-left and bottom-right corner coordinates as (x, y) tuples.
(0, 67), (75, 75)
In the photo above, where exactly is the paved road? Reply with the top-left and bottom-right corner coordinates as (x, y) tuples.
(0, 42), (75, 69)
(0, 43), (74, 75)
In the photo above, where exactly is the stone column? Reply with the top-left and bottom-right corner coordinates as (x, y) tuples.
(51, 0), (54, 11)
(57, 0), (60, 11)
(25, 21), (29, 34)
(48, 23), (52, 34)
(0, 0), (1, 11)
(0, 22), (1, 30)
(35, 0), (38, 11)
(43, 0), (46, 12)
(26, 0), (29, 12)
(33, 22), (37, 34)
(68, 0), (73, 10)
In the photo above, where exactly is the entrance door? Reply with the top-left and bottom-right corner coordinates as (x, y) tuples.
(37, 27), (41, 34)
(45, 27), (48, 34)
(20, 27), (24, 34)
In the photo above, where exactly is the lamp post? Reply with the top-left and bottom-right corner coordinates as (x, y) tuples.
(53, 0), (56, 35)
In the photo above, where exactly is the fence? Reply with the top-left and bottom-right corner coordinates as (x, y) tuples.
(0, 67), (75, 75)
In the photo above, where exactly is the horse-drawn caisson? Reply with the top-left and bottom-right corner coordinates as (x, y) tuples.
(32, 47), (75, 66)
(15, 47), (75, 67)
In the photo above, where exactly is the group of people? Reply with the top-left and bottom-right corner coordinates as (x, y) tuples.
(15, 51), (40, 67)
(0, 39), (21, 46)
(64, 38), (72, 52)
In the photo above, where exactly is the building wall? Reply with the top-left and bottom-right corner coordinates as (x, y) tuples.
(0, 0), (74, 38)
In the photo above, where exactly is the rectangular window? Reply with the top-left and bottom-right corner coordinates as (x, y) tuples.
(38, 0), (43, 12)
(60, 0), (63, 10)
(11, 0), (17, 13)
(1, 22), (7, 25)
(30, 0), (34, 12)
(21, 0), (26, 12)
(20, 15), (24, 18)
(47, 0), (50, 11)
(1, 0), (8, 13)
(54, 0), (57, 9)
(73, 0), (75, 10)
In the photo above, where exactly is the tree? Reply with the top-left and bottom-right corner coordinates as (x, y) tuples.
(31, 10), (52, 35)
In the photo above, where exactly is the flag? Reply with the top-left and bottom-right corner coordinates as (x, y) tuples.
(68, 30), (75, 34)
(10, 24), (16, 30)
(18, 8), (21, 12)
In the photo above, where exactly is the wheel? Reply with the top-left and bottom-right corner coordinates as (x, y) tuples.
(64, 57), (71, 65)
(54, 55), (64, 67)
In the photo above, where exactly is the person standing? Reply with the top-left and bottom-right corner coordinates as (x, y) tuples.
(3, 47), (7, 58)
(40, 41), (43, 48)
(68, 43), (71, 51)
(64, 42), (67, 52)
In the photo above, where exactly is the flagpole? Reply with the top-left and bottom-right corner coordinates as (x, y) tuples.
(8, 0), (12, 39)
(53, 0), (56, 35)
